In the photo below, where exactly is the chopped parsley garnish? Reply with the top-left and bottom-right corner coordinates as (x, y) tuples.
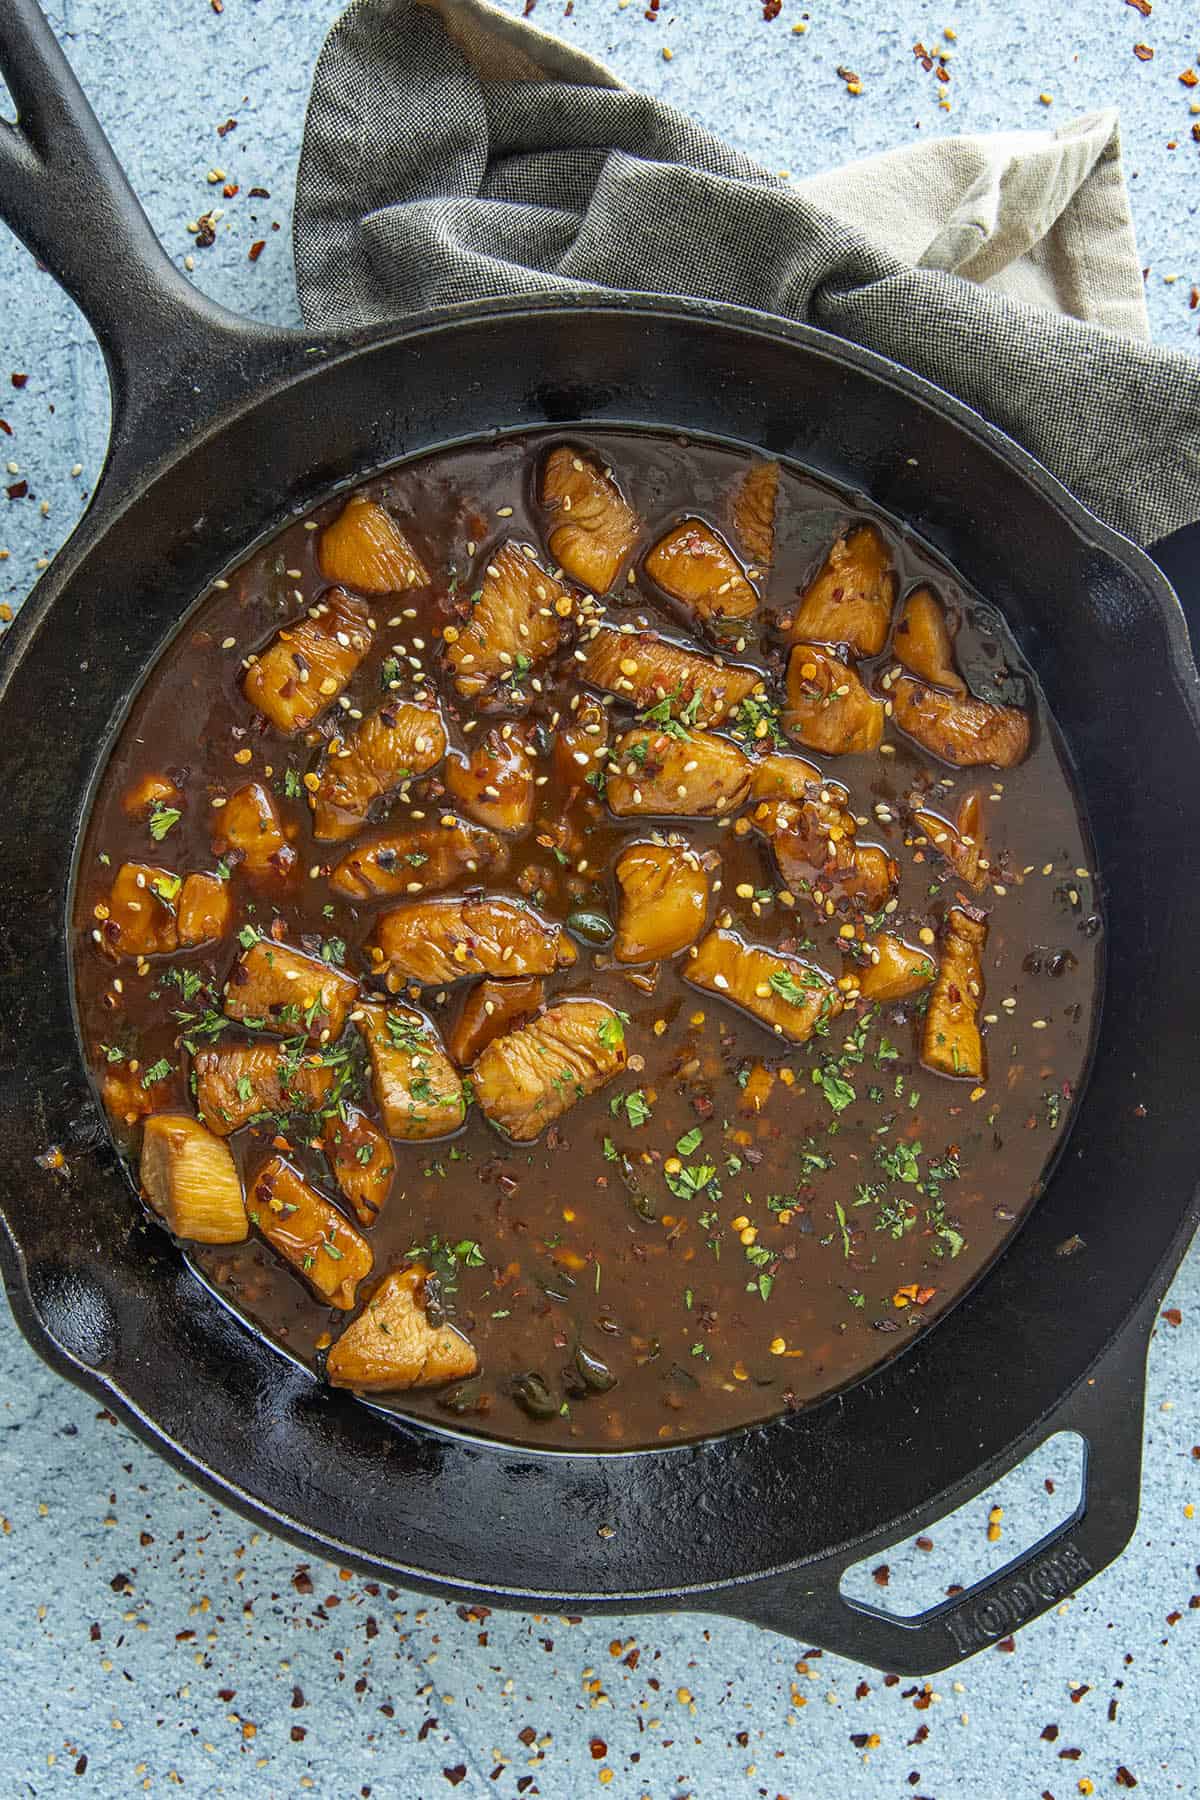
(768, 966), (817, 1007)
(237, 925), (258, 949)
(812, 1064), (857, 1113)
(141, 1058), (172, 1088)
(596, 1012), (627, 1053)
(147, 803), (181, 841)
(385, 1014), (427, 1052)
(665, 1161), (720, 1202)
(320, 937), (347, 966)
(380, 655), (402, 688)
(610, 1088), (652, 1128)
(675, 1126), (703, 1157)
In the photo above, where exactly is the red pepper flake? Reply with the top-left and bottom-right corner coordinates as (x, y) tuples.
(1180, 69), (1198, 86)
(1125, 0), (1151, 11)
(1166, 1609), (1182, 1625)
(1042, 1724), (1060, 1741)
(217, 117), (237, 137)
(589, 1739), (607, 1759)
(1133, 42), (1154, 60)
(248, 186), (271, 199)
(7, 481), (28, 500)
(75, 1755), (88, 1775)
(915, 1535), (934, 1551)
(223, 183), (239, 199)
(1193, 123), (1200, 143)
(763, 0), (783, 17)
(0, 420), (10, 435)
(517, 1727), (537, 1747)
(1116, 1771), (1138, 1791)
(211, 0), (224, 12)
(290, 1725), (306, 1742)
(292, 1565), (313, 1594)
(443, 1769), (468, 1788)
(855, 1679), (871, 1699)
(995, 1635), (1016, 1652)
(248, 240), (266, 263)
(11, 373), (27, 389)
(1058, 1746), (1083, 1760)
(1070, 1683), (1091, 1702)
(523, 0), (536, 11)
(1162, 1307), (1182, 1326)
(872, 1563), (890, 1586)
(1190, 288), (1200, 309)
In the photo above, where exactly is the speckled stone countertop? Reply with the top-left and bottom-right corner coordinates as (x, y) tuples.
(2, 2), (1198, 1795)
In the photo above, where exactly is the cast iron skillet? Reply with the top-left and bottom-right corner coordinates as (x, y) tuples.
(2, 0), (1199, 1675)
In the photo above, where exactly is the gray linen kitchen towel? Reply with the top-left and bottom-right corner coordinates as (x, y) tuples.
(294, 0), (1200, 548)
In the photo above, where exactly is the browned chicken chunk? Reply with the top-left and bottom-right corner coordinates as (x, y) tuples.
(443, 725), (536, 834)
(644, 518), (757, 621)
(249, 1156), (373, 1309)
(369, 896), (576, 989)
(176, 872), (232, 947)
(211, 781), (296, 878)
(922, 906), (988, 1079)
(749, 759), (898, 916)
(223, 939), (358, 1043)
(356, 1003), (466, 1140)
(326, 1265), (478, 1393)
(893, 586), (965, 693)
(473, 998), (627, 1142)
(541, 446), (640, 593)
(445, 542), (565, 699)
(784, 642), (885, 756)
(686, 928), (841, 1042)
(785, 523), (895, 656)
(141, 1114), (247, 1244)
(892, 677), (1031, 768)
(97, 862), (181, 960)
(318, 495), (430, 593)
(579, 624), (761, 726)
(311, 699), (448, 841)
(913, 790), (988, 891)
(613, 842), (709, 962)
(552, 694), (610, 788)
(447, 976), (545, 1067)
(606, 726), (752, 817)
(854, 934), (938, 1002)
(103, 1064), (175, 1128)
(732, 460), (779, 568)
(194, 1042), (334, 1136)
(121, 772), (181, 820)
(322, 1106), (395, 1225)
(328, 819), (501, 902)
(243, 588), (373, 734)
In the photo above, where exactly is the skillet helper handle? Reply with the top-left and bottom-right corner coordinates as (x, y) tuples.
(0, 0), (293, 487)
(720, 1287), (1157, 1674)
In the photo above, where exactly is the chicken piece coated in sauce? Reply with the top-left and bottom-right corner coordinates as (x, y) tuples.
(784, 642), (885, 756)
(613, 841), (709, 962)
(446, 976), (545, 1067)
(176, 872), (232, 947)
(328, 819), (501, 902)
(893, 586), (965, 693)
(97, 862), (181, 960)
(322, 1106), (395, 1225)
(121, 771), (181, 820)
(541, 446), (640, 593)
(103, 1064), (175, 1128)
(318, 495), (430, 593)
(732, 460), (779, 568)
(243, 588), (373, 735)
(749, 755), (897, 915)
(892, 677), (1030, 768)
(686, 928), (841, 1042)
(579, 624), (761, 727)
(249, 1156), (373, 1309)
(922, 906), (988, 1079)
(445, 542), (565, 699)
(194, 1041), (334, 1136)
(854, 934), (937, 1002)
(222, 938), (358, 1043)
(913, 791), (988, 891)
(356, 1003), (466, 1140)
(211, 781), (296, 878)
(369, 896), (576, 989)
(473, 998), (627, 1142)
(311, 699), (448, 841)
(606, 726), (752, 818)
(785, 523), (895, 656)
(551, 695), (610, 789)
(141, 1114), (247, 1244)
(443, 725), (536, 835)
(644, 518), (757, 621)
(326, 1264), (478, 1393)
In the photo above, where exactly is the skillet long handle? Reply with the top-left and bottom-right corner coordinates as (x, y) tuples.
(0, 0), (299, 491)
(714, 1279), (1159, 1674)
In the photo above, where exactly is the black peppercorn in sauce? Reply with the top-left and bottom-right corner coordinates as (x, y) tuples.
(72, 430), (1100, 1450)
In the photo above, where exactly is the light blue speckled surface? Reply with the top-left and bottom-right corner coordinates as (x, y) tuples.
(2, 2), (1198, 1794)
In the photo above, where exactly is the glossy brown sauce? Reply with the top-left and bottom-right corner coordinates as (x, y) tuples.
(73, 430), (1100, 1449)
